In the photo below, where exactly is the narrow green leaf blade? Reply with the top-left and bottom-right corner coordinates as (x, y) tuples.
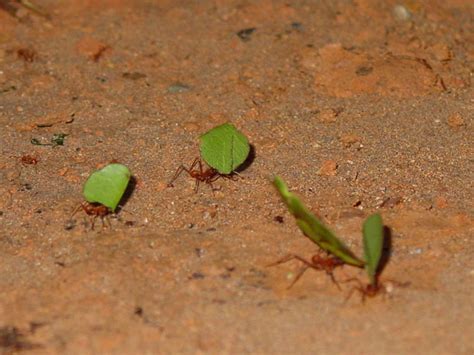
(273, 176), (364, 267)
(363, 213), (384, 285)
(83, 163), (131, 212)
(200, 123), (250, 174)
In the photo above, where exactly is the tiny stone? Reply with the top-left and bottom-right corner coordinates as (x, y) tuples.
(447, 113), (465, 127)
(393, 5), (411, 20)
(318, 108), (338, 123)
(167, 83), (191, 93)
(430, 43), (453, 62)
(385, 282), (394, 293)
(318, 160), (338, 176)
(183, 122), (201, 132)
(409, 248), (423, 255)
(64, 219), (76, 231)
(434, 196), (448, 209)
(339, 133), (361, 148)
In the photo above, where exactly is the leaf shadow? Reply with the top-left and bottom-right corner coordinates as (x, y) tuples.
(116, 175), (136, 212)
(377, 226), (392, 277)
(235, 144), (256, 173)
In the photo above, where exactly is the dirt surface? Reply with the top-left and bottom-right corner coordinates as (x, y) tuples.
(0, 0), (473, 353)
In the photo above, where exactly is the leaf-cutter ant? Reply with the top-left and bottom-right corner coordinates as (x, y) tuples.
(343, 276), (409, 303)
(269, 250), (345, 289)
(71, 202), (111, 230)
(167, 157), (237, 192)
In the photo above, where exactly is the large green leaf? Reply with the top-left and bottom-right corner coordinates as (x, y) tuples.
(200, 123), (250, 174)
(83, 163), (131, 212)
(274, 176), (364, 267)
(363, 213), (384, 285)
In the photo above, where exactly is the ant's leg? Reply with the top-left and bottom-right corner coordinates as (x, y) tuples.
(287, 265), (310, 289)
(268, 254), (319, 270)
(207, 174), (223, 193)
(326, 270), (342, 291)
(208, 180), (222, 193)
(341, 277), (364, 287)
(343, 286), (358, 304)
(268, 254), (320, 288)
(91, 216), (97, 231)
(267, 254), (300, 267)
(106, 217), (112, 228)
(70, 203), (83, 219)
(168, 158), (200, 187)
(196, 159), (203, 173)
(167, 165), (186, 187)
(194, 179), (200, 193)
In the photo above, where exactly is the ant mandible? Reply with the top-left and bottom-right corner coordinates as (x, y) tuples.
(167, 157), (237, 192)
(71, 202), (112, 230)
(269, 250), (345, 289)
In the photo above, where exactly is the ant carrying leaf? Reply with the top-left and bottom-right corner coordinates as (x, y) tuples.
(71, 163), (131, 230)
(168, 123), (249, 192)
(344, 214), (408, 302)
(273, 177), (364, 266)
(271, 177), (364, 288)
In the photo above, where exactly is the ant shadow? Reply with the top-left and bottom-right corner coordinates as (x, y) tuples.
(115, 175), (137, 213)
(235, 144), (256, 173)
(377, 226), (393, 277)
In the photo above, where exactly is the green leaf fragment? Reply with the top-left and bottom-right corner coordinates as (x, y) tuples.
(30, 133), (68, 147)
(363, 213), (384, 285)
(83, 163), (131, 212)
(200, 123), (250, 174)
(51, 133), (67, 146)
(273, 176), (364, 267)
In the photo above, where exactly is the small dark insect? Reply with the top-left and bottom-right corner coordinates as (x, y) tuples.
(167, 157), (237, 192)
(269, 251), (345, 289)
(273, 215), (284, 223)
(20, 155), (38, 165)
(71, 202), (111, 230)
(17, 48), (36, 62)
(343, 277), (409, 303)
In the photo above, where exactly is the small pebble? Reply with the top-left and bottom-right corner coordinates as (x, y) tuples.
(318, 108), (338, 123)
(447, 113), (465, 128)
(318, 160), (338, 176)
(393, 5), (411, 20)
(167, 83), (191, 93)
(409, 248), (423, 255)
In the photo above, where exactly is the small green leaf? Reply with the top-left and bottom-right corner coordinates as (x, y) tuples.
(273, 176), (364, 267)
(51, 133), (67, 147)
(363, 213), (384, 285)
(83, 163), (131, 212)
(200, 123), (250, 174)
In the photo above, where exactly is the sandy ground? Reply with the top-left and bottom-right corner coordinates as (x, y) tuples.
(0, 0), (473, 353)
